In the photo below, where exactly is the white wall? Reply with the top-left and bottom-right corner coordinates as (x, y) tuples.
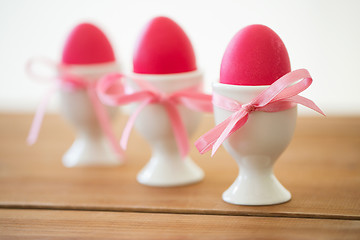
(0, 0), (359, 115)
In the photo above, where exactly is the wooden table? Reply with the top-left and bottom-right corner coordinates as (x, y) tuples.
(0, 114), (359, 239)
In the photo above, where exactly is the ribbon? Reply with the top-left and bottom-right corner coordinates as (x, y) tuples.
(26, 58), (124, 157)
(97, 73), (213, 158)
(195, 69), (325, 156)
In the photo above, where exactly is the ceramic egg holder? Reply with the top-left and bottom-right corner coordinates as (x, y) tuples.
(128, 71), (204, 187)
(213, 83), (296, 205)
(60, 63), (123, 167)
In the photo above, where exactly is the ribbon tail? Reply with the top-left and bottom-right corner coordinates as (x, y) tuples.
(211, 111), (248, 157)
(194, 110), (248, 156)
(87, 85), (124, 157)
(164, 102), (189, 158)
(194, 118), (232, 154)
(120, 98), (152, 150)
(27, 85), (58, 145)
(289, 95), (326, 116)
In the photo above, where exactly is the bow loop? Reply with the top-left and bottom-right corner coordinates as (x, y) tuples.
(26, 57), (60, 83)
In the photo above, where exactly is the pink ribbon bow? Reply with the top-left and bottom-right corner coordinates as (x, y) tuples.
(97, 73), (213, 158)
(26, 58), (123, 157)
(195, 69), (325, 156)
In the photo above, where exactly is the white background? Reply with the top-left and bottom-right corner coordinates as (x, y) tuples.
(0, 0), (359, 115)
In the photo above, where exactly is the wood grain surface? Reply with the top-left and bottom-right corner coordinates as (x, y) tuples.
(0, 114), (359, 220)
(1, 209), (359, 240)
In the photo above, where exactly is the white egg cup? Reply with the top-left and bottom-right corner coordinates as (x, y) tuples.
(60, 63), (123, 167)
(213, 82), (297, 205)
(128, 71), (205, 187)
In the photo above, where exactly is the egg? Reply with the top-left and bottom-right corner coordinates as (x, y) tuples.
(62, 23), (115, 65)
(220, 24), (291, 86)
(133, 16), (197, 74)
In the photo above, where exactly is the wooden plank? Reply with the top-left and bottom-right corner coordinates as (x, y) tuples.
(0, 209), (359, 240)
(0, 114), (359, 219)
